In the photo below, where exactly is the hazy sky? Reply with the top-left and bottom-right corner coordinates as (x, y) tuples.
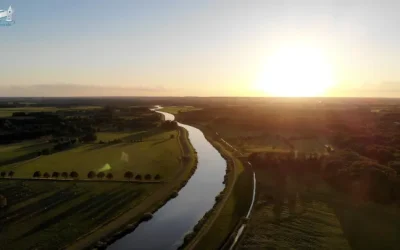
(1, 0), (400, 97)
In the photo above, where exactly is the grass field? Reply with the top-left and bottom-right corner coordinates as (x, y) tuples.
(238, 169), (400, 250)
(161, 106), (202, 114)
(96, 131), (144, 142)
(0, 140), (53, 166)
(0, 180), (158, 249)
(0, 130), (181, 180)
(0, 106), (100, 117)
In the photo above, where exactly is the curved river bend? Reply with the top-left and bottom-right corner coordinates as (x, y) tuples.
(108, 111), (226, 250)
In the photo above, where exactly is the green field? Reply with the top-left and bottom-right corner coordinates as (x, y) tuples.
(0, 140), (53, 166)
(0, 130), (181, 180)
(0, 180), (157, 249)
(238, 169), (400, 250)
(96, 131), (145, 142)
(0, 106), (100, 117)
(161, 106), (202, 114)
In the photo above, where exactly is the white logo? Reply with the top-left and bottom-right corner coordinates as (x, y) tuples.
(0, 6), (14, 26)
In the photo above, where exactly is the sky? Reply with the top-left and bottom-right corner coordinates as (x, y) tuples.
(1, 0), (400, 97)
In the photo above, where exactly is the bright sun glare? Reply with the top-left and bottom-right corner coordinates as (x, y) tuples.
(256, 46), (335, 97)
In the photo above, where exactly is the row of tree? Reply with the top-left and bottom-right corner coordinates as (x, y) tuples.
(0, 171), (15, 178)
(29, 170), (161, 181)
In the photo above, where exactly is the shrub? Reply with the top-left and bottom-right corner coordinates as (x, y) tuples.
(170, 134), (175, 139)
(106, 173), (113, 180)
(170, 191), (179, 199)
(70, 171), (79, 179)
(43, 172), (50, 178)
(52, 172), (60, 178)
(154, 174), (161, 180)
(124, 171), (134, 180)
(61, 172), (68, 179)
(144, 174), (152, 180)
(135, 174), (142, 180)
(97, 172), (105, 179)
(141, 212), (153, 221)
(33, 171), (41, 178)
(0, 172), (6, 178)
(87, 171), (96, 179)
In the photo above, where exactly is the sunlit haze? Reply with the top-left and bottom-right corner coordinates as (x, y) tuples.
(2, 1), (400, 97)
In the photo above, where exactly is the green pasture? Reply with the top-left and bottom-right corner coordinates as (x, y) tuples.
(0, 140), (53, 166)
(96, 131), (145, 142)
(0, 180), (157, 249)
(0, 130), (181, 180)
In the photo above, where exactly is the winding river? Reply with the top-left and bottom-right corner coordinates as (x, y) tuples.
(108, 110), (226, 250)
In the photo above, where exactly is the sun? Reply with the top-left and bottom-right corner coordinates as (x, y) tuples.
(255, 46), (335, 97)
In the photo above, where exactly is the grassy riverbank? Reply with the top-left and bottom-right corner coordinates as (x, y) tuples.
(171, 122), (253, 250)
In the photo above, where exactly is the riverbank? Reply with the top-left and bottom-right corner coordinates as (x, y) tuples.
(64, 126), (197, 250)
(172, 122), (253, 250)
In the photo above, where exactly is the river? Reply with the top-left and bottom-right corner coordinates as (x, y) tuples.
(108, 110), (226, 250)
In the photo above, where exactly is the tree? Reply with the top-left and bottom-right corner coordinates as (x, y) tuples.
(8, 171), (14, 178)
(61, 172), (68, 179)
(70, 171), (79, 179)
(154, 174), (161, 180)
(124, 171), (134, 180)
(0, 172), (6, 178)
(97, 172), (105, 179)
(43, 172), (50, 178)
(106, 173), (113, 180)
(144, 174), (152, 180)
(87, 171), (96, 179)
(170, 134), (175, 139)
(135, 174), (142, 180)
(33, 171), (41, 178)
(52, 172), (60, 178)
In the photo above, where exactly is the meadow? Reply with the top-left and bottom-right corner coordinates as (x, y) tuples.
(238, 169), (400, 250)
(0, 180), (158, 249)
(0, 139), (53, 166)
(0, 130), (181, 180)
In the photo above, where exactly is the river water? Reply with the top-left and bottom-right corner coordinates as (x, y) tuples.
(108, 111), (226, 250)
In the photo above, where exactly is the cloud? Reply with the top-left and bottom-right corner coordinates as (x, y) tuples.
(0, 83), (176, 97)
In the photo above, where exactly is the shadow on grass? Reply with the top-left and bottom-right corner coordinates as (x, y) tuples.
(0, 151), (39, 166)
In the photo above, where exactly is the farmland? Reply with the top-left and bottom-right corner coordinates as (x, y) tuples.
(0, 130), (181, 180)
(0, 106), (101, 117)
(238, 168), (400, 250)
(0, 103), (198, 249)
(0, 180), (158, 249)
